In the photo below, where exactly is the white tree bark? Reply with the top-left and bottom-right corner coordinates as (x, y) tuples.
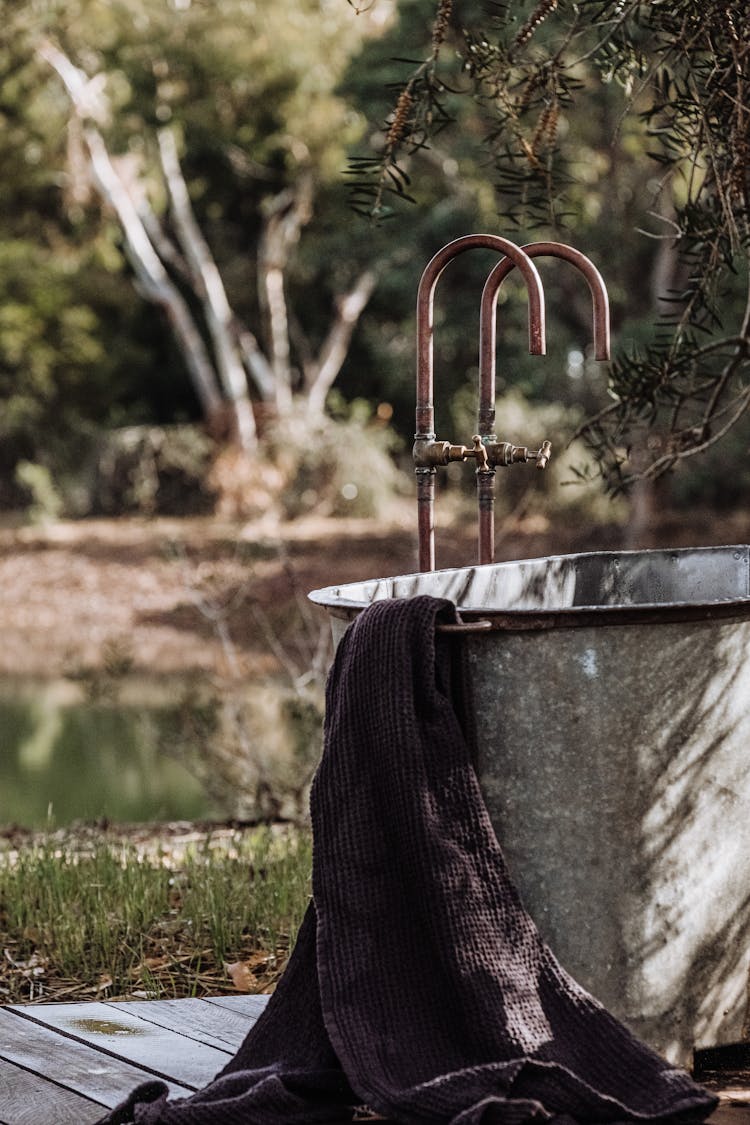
(40, 41), (379, 437)
(138, 202), (276, 403)
(306, 270), (377, 415)
(38, 41), (225, 428)
(258, 180), (313, 414)
(231, 320), (276, 401)
(157, 127), (258, 451)
(264, 266), (293, 414)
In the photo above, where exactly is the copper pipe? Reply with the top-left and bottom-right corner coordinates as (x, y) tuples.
(415, 234), (547, 572)
(477, 242), (610, 565)
(479, 242), (609, 437)
(477, 471), (495, 570)
(416, 471), (435, 573)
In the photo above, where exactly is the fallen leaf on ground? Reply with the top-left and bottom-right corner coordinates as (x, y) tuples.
(224, 960), (255, 992)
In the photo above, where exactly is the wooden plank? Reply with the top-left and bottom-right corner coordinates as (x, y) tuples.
(0, 1006), (191, 1108)
(105, 998), (258, 1053)
(0, 1054), (103, 1125)
(202, 993), (270, 1018)
(7, 1002), (228, 1090)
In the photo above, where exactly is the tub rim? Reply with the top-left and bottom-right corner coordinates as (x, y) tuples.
(307, 544), (750, 632)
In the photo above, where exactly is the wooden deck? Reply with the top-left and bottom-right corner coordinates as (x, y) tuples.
(1, 994), (749, 1124)
(0, 994), (269, 1123)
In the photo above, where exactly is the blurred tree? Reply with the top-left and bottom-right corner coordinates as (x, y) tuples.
(0, 0), (391, 501)
(39, 5), (389, 449)
(3, 0), (747, 522)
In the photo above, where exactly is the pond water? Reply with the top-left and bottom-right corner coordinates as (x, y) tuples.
(0, 677), (324, 829)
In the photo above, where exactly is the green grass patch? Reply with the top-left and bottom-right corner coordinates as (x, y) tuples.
(0, 825), (311, 1004)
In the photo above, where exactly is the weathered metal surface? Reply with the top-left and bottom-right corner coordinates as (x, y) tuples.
(309, 545), (750, 1067)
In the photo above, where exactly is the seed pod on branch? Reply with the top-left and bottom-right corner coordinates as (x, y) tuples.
(386, 86), (415, 150)
(514, 0), (558, 51)
(431, 0), (453, 55)
(517, 70), (545, 114)
(531, 99), (559, 154)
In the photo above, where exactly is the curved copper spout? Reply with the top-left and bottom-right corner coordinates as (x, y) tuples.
(417, 234), (546, 442)
(415, 234), (547, 571)
(478, 242), (609, 439)
(475, 242), (610, 566)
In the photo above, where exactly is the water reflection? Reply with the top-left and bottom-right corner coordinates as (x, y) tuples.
(0, 677), (323, 829)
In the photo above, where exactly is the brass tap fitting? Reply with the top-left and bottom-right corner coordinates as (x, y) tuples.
(413, 434), (490, 471)
(486, 439), (552, 469)
(464, 435), (490, 472)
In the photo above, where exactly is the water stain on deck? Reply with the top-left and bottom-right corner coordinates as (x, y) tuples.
(70, 1017), (145, 1035)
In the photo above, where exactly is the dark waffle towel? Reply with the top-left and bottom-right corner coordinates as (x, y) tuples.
(99, 596), (717, 1124)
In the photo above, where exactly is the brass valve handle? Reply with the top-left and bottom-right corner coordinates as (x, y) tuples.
(467, 435), (489, 472)
(534, 440), (552, 469)
(444, 436), (490, 471)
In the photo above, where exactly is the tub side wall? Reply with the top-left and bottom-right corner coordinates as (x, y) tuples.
(468, 619), (750, 1067)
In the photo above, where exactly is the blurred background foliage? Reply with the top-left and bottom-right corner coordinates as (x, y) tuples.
(0, 0), (747, 528)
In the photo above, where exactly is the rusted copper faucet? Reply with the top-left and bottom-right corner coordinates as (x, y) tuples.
(414, 236), (610, 571)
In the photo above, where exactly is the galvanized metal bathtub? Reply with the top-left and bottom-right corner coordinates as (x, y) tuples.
(309, 545), (750, 1067)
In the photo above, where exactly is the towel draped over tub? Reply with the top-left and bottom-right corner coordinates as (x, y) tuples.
(99, 595), (717, 1125)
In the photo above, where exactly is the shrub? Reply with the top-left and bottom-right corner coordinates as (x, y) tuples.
(94, 425), (218, 516)
(264, 398), (410, 521)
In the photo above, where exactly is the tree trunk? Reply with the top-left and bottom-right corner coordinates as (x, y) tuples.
(258, 179), (313, 415)
(157, 127), (258, 452)
(306, 270), (377, 415)
(38, 41), (225, 429)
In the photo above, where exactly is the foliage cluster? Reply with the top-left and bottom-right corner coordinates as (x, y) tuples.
(351, 0), (750, 493)
(0, 0), (748, 522)
(263, 396), (409, 520)
(0, 0), (415, 517)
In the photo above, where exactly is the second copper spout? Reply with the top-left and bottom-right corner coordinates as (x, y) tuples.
(476, 242), (611, 566)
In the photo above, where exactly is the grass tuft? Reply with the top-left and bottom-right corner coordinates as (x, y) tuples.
(0, 825), (311, 1004)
